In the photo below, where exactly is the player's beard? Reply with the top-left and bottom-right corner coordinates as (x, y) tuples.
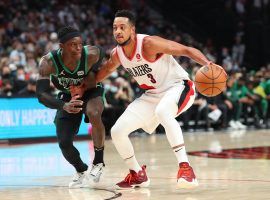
(118, 36), (131, 46)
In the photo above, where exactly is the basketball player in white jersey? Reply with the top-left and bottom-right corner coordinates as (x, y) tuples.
(96, 10), (213, 189)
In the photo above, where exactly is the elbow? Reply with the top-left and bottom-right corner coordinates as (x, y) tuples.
(167, 42), (189, 56)
(36, 91), (42, 101)
(36, 92), (45, 104)
(182, 47), (193, 57)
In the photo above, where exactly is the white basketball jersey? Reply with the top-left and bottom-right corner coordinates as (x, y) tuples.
(116, 34), (190, 93)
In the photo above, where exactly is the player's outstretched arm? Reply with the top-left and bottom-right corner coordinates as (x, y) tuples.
(36, 55), (83, 113)
(95, 48), (121, 83)
(143, 36), (211, 66)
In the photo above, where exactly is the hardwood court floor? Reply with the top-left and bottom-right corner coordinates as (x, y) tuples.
(0, 129), (270, 200)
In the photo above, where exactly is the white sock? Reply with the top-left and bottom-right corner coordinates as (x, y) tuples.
(173, 145), (189, 164)
(124, 155), (142, 173)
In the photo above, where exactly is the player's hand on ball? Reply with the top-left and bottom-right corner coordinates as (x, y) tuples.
(63, 99), (83, 113)
(208, 63), (228, 77)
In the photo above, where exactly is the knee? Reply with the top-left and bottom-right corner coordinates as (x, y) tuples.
(110, 124), (119, 141)
(111, 123), (125, 141)
(87, 109), (102, 124)
(155, 106), (166, 121)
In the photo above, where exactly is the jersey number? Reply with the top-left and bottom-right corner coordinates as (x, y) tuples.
(147, 73), (156, 83)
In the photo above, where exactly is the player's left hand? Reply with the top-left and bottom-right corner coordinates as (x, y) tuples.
(70, 83), (86, 100)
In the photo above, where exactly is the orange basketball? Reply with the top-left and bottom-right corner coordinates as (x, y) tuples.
(195, 64), (227, 97)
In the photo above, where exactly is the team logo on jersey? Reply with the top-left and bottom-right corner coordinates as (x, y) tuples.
(136, 53), (141, 61)
(58, 77), (84, 89)
(126, 64), (152, 77)
(77, 70), (84, 76)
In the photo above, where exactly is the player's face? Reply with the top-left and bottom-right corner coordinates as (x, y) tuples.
(61, 37), (83, 60)
(113, 17), (135, 46)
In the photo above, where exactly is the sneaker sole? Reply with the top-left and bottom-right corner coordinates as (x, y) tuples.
(177, 178), (199, 189)
(115, 178), (150, 190)
(133, 178), (150, 188)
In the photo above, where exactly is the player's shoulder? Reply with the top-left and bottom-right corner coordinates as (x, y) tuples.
(38, 53), (56, 75)
(111, 47), (120, 61)
(85, 45), (103, 65)
(142, 35), (158, 48)
(111, 47), (117, 54)
(85, 45), (101, 56)
(39, 53), (53, 66)
(42, 52), (51, 59)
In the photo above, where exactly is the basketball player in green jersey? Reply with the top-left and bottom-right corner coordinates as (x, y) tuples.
(36, 26), (105, 188)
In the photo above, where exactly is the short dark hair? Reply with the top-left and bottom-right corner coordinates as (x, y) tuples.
(115, 10), (136, 26)
(57, 26), (80, 43)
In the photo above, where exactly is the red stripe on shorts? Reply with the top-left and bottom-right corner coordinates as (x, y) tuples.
(177, 80), (195, 114)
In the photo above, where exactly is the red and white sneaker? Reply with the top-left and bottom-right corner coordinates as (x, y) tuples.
(177, 162), (199, 189)
(116, 165), (150, 190)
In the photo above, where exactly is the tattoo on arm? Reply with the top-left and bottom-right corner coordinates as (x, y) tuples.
(86, 45), (104, 73)
(36, 54), (65, 110)
(38, 54), (55, 79)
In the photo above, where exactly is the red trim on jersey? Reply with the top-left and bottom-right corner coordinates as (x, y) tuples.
(142, 36), (164, 63)
(139, 84), (156, 90)
(177, 80), (195, 114)
(121, 36), (137, 61)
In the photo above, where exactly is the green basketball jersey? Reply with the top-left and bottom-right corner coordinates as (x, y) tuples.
(49, 46), (89, 92)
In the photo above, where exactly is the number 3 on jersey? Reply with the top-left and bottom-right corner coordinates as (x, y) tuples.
(147, 73), (156, 83)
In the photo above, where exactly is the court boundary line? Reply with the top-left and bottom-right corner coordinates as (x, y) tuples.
(0, 185), (122, 200)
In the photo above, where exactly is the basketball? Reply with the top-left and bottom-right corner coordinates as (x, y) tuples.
(195, 64), (227, 97)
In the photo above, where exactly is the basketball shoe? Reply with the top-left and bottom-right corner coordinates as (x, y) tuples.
(88, 163), (105, 183)
(69, 171), (87, 188)
(177, 162), (198, 189)
(116, 165), (150, 189)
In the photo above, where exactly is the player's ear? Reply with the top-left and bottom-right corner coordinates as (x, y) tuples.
(131, 26), (135, 34)
(59, 43), (64, 49)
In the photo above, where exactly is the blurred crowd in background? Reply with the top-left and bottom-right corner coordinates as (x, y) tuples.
(0, 0), (269, 132)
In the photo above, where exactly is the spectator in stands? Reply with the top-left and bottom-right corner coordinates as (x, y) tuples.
(206, 93), (231, 130)
(45, 32), (59, 52)
(221, 47), (233, 72)
(253, 75), (268, 125)
(264, 79), (270, 127)
(238, 77), (263, 128)
(13, 65), (27, 93)
(182, 93), (211, 131)
(0, 65), (15, 97)
(246, 79), (265, 127)
(9, 40), (26, 66)
(18, 78), (37, 97)
(0, 79), (14, 97)
(226, 75), (247, 129)
(232, 35), (245, 66)
(104, 78), (121, 107)
(114, 77), (134, 108)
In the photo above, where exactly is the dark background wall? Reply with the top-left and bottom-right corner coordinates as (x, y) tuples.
(149, 0), (270, 70)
